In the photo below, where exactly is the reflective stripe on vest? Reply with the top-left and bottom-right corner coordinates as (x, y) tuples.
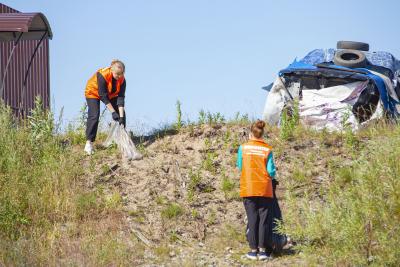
(85, 67), (125, 100)
(240, 140), (273, 198)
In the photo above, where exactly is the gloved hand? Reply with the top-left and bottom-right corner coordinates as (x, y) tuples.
(119, 116), (126, 127)
(112, 112), (120, 121)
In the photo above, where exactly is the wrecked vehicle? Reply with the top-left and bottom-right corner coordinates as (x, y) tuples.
(262, 41), (400, 131)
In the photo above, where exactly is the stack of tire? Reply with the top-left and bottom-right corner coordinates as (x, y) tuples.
(334, 41), (369, 68)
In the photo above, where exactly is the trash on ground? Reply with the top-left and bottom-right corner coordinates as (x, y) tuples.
(103, 121), (143, 160)
(262, 42), (400, 131)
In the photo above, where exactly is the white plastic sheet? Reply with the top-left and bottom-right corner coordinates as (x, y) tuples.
(263, 77), (291, 125)
(262, 77), (383, 132)
(299, 82), (362, 131)
(103, 122), (143, 160)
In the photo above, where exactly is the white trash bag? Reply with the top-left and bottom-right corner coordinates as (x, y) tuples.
(103, 121), (143, 160)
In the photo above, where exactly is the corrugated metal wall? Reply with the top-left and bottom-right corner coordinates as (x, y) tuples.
(0, 4), (50, 115)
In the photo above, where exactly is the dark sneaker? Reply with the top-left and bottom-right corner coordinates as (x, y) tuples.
(258, 251), (272, 261)
(245, 251), (258, 260)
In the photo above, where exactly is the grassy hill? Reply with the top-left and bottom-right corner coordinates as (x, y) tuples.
(0, 100), (399, 266)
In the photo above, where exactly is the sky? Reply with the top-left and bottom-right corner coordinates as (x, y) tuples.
(4, 0), (400, 132)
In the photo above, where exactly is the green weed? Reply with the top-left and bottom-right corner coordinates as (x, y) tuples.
(161, 203), (183, 219)
(175, 100), (182, 131)
(198, 109), (206, 124)
(28, 96), (54, 142)
(191, 209), (201, 219)
(341, 110), (359, 149)
(221, 174), (239, 201)
(207, 111), (225, 125)
(128, 209), (146, 223)
(223, 129), (231, 148)
(280, 101), (299, 140)
(137, 142), (148, 157)
(187, 169), (202, 200)
(169, 230), (180, 243)
(231, 132), (240, 151)
(202, 152), (217, 173)
(221, 173), (235, 191)
(105, 191), (123, 210)
(281, 123), (400, 266)
(0, 100), (129, 266)
(231, 112), (250, 125)
(198, 109), (225, 125)
(207, 209), (217, 225)
(155, 195), (167, 205)
(76, 191), (101, 220)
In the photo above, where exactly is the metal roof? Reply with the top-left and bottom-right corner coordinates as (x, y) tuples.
(0, 4), (51, 116)
(0, 12), (52, 41)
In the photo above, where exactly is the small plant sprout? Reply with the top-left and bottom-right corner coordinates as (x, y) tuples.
(161, 203), (184, 219)
(198, 109), (206, 124)
(175, 100), (182, 130)
(280, 100), (299, 140)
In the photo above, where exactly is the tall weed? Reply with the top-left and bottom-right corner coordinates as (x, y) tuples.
(0, 100), (124, 265)
(175, 100), (182, 130)
(280, 101), (299, 140)
(281, 123), (400, 266)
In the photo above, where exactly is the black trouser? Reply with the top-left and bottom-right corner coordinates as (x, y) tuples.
(243, 197), (273, 250)
(86, 98), (120, 142)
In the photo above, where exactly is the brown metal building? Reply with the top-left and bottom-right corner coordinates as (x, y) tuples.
(0, 3), (52, 116)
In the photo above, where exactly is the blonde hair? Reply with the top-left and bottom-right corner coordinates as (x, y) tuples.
(250, 120), (266, 139)
(111, 59), (125, 74)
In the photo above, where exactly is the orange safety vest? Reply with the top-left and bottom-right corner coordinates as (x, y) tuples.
(240, 139), (273, 198)
(85, 67), (125, 100)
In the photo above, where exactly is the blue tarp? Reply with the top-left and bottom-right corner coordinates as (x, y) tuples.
(363, 71), (393, 113)
(279, 59), (369, 80)
(301, 49), (400, 75)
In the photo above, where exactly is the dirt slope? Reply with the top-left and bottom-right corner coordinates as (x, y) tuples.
(81, 123), (348, 266)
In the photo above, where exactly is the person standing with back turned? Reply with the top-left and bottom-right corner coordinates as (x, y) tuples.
(236, 120), (277, 261)
(84, 60), (127, 155)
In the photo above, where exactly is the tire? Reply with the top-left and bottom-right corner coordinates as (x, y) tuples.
(334, 49), (367, 68)
(337, 41), (369, 51)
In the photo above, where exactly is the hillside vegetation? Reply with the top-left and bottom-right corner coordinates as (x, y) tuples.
(0, 100), (399, 266)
